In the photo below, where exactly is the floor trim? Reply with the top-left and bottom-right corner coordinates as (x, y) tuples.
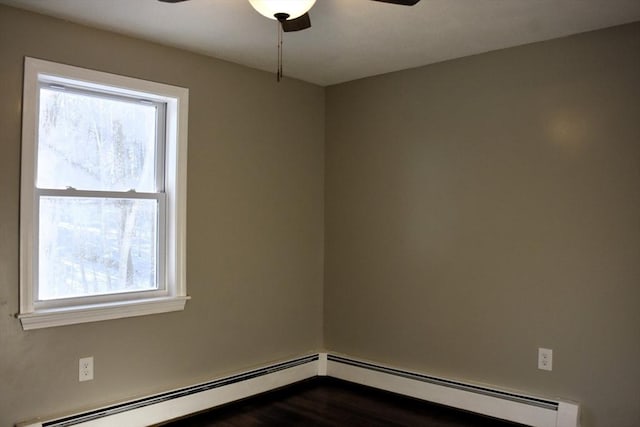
(326, 353), (579, 427)
(16, 353), (580, 427)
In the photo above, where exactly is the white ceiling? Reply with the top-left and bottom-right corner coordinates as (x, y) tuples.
(2, 0), (640, 86)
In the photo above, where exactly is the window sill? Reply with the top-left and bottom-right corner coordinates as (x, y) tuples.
(18, 296), (190, 330)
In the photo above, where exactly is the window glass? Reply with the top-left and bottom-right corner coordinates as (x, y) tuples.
(38, 197), (159, 300)
(37, 87), (159, 192)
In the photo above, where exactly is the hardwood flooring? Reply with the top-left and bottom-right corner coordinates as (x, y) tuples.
(161, 377), (524, 426)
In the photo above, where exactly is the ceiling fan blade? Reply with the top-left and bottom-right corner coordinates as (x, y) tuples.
(370, 0), (421, 5)
(157, 0), (191, 3)
(281, 13), (312, 32)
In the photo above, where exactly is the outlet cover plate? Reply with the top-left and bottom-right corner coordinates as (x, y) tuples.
(79, 356), (94, 381)
(538, 348), (553, 371)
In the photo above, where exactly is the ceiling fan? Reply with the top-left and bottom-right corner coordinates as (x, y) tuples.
(159, 0), (421, 32)
(158, 0), (422, 80)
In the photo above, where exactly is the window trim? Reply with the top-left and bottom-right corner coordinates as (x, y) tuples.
(19, 57), (189, 330)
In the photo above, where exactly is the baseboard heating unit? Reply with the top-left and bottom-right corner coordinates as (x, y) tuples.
(323, 354), (579, 427)
(17, 355), (319, 427)
(17, 353), (579, 427)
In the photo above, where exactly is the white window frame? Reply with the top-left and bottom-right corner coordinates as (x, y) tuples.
(19, 57), (189, 330)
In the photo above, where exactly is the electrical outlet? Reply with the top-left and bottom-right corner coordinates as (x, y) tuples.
(538, 348), (553, 371)
(79, 357), (94, 382)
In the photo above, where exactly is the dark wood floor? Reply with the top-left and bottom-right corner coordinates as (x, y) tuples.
(161, 377), (524, 426)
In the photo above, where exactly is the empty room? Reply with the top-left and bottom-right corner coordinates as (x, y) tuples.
(0, 1), (638, 426)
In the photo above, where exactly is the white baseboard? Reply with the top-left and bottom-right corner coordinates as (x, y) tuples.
(17, 355), (319, 427)
(325, 354), (580, 427)
(17, 353), (579, 427)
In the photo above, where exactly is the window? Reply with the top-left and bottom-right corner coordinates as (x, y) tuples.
(19, 58), (189, 330)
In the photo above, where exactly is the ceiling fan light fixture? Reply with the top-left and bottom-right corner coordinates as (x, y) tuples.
(248, 0), (316, 21)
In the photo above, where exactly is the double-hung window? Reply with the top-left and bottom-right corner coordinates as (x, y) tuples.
(19, 58), (189, 330)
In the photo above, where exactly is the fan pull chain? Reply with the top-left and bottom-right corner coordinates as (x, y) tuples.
(277, 20), (283, 82)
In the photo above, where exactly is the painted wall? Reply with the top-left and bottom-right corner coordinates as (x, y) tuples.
(0, 6), (324, 425)
(325, 23), (640, 427)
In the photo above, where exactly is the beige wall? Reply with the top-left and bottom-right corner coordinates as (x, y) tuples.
(325, 23), (640, 427)
(0, 5), (324, 425)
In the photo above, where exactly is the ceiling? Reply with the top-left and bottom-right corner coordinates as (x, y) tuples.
(2, 0), (639, 86)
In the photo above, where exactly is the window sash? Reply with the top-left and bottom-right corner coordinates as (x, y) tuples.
(33, 189), (167, 310)
(36, 83), (167, 193)
(32, 82), (168, 306)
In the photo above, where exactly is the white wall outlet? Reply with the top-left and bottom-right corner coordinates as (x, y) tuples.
(538, 348), (553, 371)
(79, 357), (94, 382)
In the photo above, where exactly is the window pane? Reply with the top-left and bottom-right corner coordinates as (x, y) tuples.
(37, 88), (159, 192)
(38, 197), (159, 300)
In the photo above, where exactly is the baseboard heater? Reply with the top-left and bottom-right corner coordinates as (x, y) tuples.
(17, 355), (319, 427)
(324, 354), (579, 427)
(18, 353), (579, 427)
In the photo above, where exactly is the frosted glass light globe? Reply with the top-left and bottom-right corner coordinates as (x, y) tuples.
(248, 0), (317, 20)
